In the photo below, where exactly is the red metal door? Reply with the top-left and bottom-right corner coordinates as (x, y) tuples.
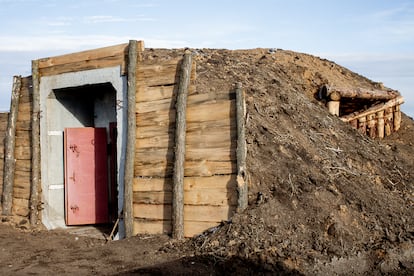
(64, 127), (109, 225)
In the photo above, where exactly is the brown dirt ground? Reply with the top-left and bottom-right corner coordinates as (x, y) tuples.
(1, 48), (413, 275)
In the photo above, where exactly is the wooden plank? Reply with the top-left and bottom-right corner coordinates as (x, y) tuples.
(185, 160), (236, 177)
(136, 97), (175, 113)
(136, 84), (196, 103)
(136, 124), (174, 139)
(135, 148), (174, 163)
(133, 204), (235, 222)
(186, 100), (235, 123)
(16, 120), (31, 131)
(133, 219), (171, 235)
(13, 186), (31, 199)
(2, 76), (21, 216)
(136, 90), (231, 112)
(38, 43), (128, 68)
(135, 117), (233, 140)
(133, 219), (224, 237)
(15, 159), (31, 172)
(136, 109), (176, 127)
(137, 85), (175, 103)
(133, 175), (236, 192)
(185, 147), (236, 161)
(39, 57), (126, 77)
(136, 131), (235, 149)
(15, 135), (31, 147)
(136, 60), (180, 87)
(13, 170), (31, 188)
(15, 145), (32, 160)
(134, 177), (172, 192)
(134, 162), (173, 178)
(134, 188), (237, 206)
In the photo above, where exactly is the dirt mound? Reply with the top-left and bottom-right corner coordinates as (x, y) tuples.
(170, 48), (414, 274)
(1, 48), (413, 275)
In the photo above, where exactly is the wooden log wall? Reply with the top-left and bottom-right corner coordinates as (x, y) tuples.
(133, 54), (238, 237)
(0, 112), (9, 205)
(11, 77), (33, 216)
(341, 96), (404, 139)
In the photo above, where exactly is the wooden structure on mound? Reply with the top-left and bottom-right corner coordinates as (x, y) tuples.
(0, 40), (248, 239)
(319, 84), (404, 139)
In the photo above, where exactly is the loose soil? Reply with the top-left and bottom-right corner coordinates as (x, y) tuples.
(1, 48), (413, 275)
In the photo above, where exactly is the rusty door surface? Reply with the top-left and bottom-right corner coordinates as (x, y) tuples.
(64, 127), (109, 225)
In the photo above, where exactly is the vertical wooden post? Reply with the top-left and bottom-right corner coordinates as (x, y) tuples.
(30, 61), (41, 225)
(172, 50), (192, 240)
(235, 82), (248, 212)
(384, 107), (393, 136)
(358, 116), (367, 134)
(124, 40), (139, 238)
(394, 105), (401, 132)
(2, 76), (22, 215)
(367, 114), (376, 139)
(377, 110), (385, 139)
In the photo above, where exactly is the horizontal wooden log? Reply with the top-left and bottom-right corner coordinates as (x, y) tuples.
(135, 160), (235, 178)
(133, 204), (236, 222)
(136, 124), (174, 139)
(136, 132), (236, 149)
(341, 96), (404, 122)
(137, 85), (175, 103)
(185, 160), (236, 177)
(133, 219), (225, 237)
(15, 145), (32, 160)
(15, 160), (31, 172)
(187, 100), (235, 123)
(39, 56), (127, 77)
(133, 175), (237, 192)
(136, 109), (176, 127)
(38, 43), (128, 68)
(136, 89), (230, 113)
(133, 188), (237, 206)
(13, 186), (31, 199)
(137, 61), (180, 87)
(321, 84), (400, 100)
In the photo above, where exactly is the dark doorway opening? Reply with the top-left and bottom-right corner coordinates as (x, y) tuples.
(53, 82), (118, 238)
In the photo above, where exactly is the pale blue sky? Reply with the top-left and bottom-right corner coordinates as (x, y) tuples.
(0, 0), (413, 115)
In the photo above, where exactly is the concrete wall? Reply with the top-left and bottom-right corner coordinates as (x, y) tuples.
(39, 67), (127, 237)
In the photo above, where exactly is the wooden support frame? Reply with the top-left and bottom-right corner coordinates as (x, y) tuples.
(2, 76), (22, 215)
(235, 82), (248, 212)
(172, 50), (192, 240)
(124, 40), (140, 238)
(29, 61), (41, 224)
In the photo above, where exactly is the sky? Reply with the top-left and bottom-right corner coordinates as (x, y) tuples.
(0, 0), (413, 116)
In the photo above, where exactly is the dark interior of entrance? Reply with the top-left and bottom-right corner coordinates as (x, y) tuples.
(53, 82), (118, 234)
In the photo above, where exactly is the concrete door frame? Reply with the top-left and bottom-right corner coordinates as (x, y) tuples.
(39, 66), (127, 238)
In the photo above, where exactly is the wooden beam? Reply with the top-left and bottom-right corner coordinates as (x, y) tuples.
(2, 76), (22, 215)
(172, 50), (192, 239)
(320, 84), (400, 100)
(124, 40), (140, 238)
(29, 62), (40, 225)
(235, 83), (248, 212)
